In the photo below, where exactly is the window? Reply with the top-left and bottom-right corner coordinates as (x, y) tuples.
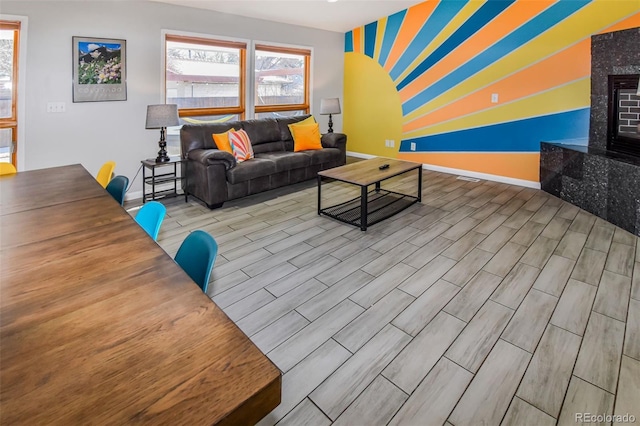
(254, 44), (310, 118)
(0, 21), (19, 166)
(165, 35), (246, 124)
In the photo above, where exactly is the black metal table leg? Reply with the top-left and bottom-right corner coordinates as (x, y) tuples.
(418, 167), (423, 202)
(142, 165), (147, 204)
(360, 185), (368, 231)
(317, 175), (322, 215)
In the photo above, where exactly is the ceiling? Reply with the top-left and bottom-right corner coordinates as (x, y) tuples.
(150, 0), (425, 33)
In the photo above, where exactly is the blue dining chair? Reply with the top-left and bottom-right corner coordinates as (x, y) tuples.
(174, 230), (218, 293)
(135, 201), (166, 241)
(106, 175), (129, 206)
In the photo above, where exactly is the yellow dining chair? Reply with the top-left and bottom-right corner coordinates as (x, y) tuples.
(0, 162), (17, 175)
(96, 161), (116, 188)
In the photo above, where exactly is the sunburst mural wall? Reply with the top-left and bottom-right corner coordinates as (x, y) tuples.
(343, 0), (640, 185)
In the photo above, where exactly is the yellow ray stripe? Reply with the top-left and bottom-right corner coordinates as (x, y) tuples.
(373, 17), (387, 62)
(394, 0), (487, 85)
(403, 78), (589, 138)
(403, 0), (639, 123)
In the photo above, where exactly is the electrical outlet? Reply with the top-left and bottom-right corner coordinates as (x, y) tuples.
(389, 139), (395, 148)
(47, 102), (66, 113)
(384, 139), (389, 147)
(491, 93), (499, 103)
(410, 142), (416, 151)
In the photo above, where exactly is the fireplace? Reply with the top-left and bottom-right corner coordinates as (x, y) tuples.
(607, 74), (640, 156)
(540, 27), (640, 236)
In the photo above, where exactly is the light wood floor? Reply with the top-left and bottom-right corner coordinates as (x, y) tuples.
(139, 165), (640, 426)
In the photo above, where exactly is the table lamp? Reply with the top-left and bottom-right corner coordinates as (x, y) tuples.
(146, 104), (179, 162)
(320, 98), (341, 133)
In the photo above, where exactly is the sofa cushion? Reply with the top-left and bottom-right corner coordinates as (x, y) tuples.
(255, 152), (310, 172)
(226, 158), (277, 184)
(253, 141), (286, 154)
(299, 147), (343, 165)
(240, 118), (281, 145)
(181, 121), (242, 151)
(276, 115), (313, 143)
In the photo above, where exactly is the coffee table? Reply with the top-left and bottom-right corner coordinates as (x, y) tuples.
(317, 157), (422, 231)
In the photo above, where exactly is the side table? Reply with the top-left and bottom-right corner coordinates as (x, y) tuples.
(141, 158), (188, 203)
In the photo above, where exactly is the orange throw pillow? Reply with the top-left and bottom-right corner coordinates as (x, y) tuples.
(212, 130), (234, 154)
(291, 123), (322, 152)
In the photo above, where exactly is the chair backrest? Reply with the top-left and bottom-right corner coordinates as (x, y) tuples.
(174, 230), (218, 293)
(135, 201), (166, 241)
(106, 175), (129, 206)
(96, 161), (116, 188)
(0, 162), (17, 175)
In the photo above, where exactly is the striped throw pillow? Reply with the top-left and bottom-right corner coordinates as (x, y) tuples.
(229, 129), (254, 162)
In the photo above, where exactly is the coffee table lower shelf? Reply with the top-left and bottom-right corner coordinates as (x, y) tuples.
(319, 189), (418, 230)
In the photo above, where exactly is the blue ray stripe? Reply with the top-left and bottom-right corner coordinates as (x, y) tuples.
(389, 0), (469, 81)
(397, 0), (516, 90)
(400, 108), (589, 152)
(401, 0), (592, 116)
(364, 22), (378, 58)
(379, 10), (407, 67)
(345, 31), (354, 53)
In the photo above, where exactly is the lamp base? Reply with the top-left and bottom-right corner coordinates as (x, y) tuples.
(328, 113), (334, 133)
(156, 138), (170, 163)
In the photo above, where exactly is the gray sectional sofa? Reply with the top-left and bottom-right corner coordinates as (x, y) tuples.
(180, 115), (347, 208)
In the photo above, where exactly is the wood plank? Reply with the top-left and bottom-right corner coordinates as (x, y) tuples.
(392, 280), (460, 336)
(445, 300), (514, 373)
(557, 376), (614, 426)
(441, 248), (494, 287)
(614, 356), (640, 424)
(605, 242), (635, 277)
(448, 340), (531, 426)
(335, 289), (414, 352)
(397, 255), (457, 297)
(593, 270), (631, 322)
(532, 253), (576, 299)
(318, 157), (421, 186)
(268, 299), (363, 373)
(502, 397), (556, 426)
(310, 325), (411, 420)
(573, 312), (625, 393)
(550, 279), (597, 336)
(257, 339), (351, 425)
(501, 289), (559, 353)
(490, 263), (541, 309)
(388, 358), (473, 426)
(571, 248), (608, 286)
(277, 399), (331, 426)
(383, 312), (466, 393)
(333, 376), (408, 426)
(624, 298), (640, 360)
(443, 270), (504, 322)
(482, 242), (528, 277)
(516, 325), (582, 417)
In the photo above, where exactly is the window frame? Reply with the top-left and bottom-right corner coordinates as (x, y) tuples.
(164, 32), (248, 120)
(253, 43), (311, 116)
(0, 20), (20, 167)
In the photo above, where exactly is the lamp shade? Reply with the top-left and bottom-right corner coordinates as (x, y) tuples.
(320, 98), (341, 115)
(145, 104), (179, 129)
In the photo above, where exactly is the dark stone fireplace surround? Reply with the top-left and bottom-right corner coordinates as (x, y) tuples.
(540, 27), (640, 236)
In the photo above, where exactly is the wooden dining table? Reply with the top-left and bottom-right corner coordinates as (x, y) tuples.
(0, 164), (281, 425)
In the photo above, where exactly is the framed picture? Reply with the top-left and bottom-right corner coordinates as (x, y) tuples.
(72, 36), (126, 102)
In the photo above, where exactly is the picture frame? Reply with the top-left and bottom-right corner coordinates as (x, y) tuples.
(72, 36), (127, 102)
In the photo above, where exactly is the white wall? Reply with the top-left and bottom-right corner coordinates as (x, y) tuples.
(0, 1), (344, 195)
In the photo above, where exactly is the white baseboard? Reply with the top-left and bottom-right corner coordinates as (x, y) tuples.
(346, 151), (541, 189)
(125, 190), (143, 202)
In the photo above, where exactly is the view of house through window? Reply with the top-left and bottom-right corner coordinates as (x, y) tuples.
(164, 33), (311, 156)
(255, 44), (310, 118)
